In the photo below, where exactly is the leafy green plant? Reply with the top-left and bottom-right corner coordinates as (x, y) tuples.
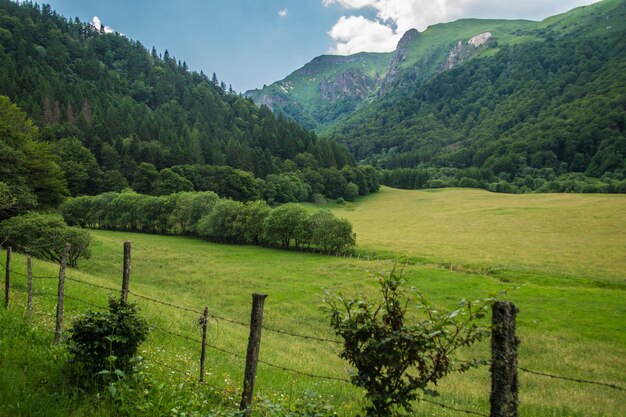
(0, 212), (91, 267)
(323, 267), (496, 416)
(67, 298), (149, 385)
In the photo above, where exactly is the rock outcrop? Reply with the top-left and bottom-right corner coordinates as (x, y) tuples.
(378, 29), (420, 96)
(319, 69), (378, 102)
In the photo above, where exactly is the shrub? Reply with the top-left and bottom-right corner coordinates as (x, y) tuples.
(0, 212), (91, 267)
(262, 203), (308, 248)
(324, 268), (495, 416)
(344, 182), (359, 202)
(234, 200), (271, 245)
(310, 210), (356, 254)
(196, 199), (244, 243)
(67, 298), (149, 378)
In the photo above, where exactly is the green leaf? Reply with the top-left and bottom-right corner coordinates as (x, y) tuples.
(107, 384), (117, 398)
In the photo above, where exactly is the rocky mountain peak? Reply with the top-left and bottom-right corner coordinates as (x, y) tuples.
(378, 28), (420, 96)
(397, 28), (420, 50)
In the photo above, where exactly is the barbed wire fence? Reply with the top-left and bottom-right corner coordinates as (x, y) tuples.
(2, 244), (625, 417)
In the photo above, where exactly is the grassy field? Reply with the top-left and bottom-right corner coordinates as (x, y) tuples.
(330, 187), (626, 283)
(2, 188), (625, 416)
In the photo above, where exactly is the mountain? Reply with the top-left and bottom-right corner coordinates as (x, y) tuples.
(250, 0), (626, 192)
(246, 52), (392, 131)
(245, 18), (535, 132)
(0, 0), (358, 206)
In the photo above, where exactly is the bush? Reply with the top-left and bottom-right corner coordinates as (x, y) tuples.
(262, 203), (308, 249)
(310, 210), (356, 254)
(324, 268), (494, 416)
(67, 298), (148, 379)
(196, 199), (244, 243)
(344, 182), (359, 202)
(0, 212), (91, 267)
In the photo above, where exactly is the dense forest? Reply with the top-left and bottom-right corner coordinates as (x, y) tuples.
(0, 0), (367, 219)
(328, 0), (626, 191)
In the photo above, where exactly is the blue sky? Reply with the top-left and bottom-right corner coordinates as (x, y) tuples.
(44, 0), (600, 92)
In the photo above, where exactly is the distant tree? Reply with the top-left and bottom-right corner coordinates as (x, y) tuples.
(261, 203), (307, 248)
(234, 200), (271, 245)
(0, 96), (67, 218)
(153, 168), (194, 195)
(51, 137), (102, 196)
(196, 199), (243, 243)
(100, 170), (129, 192)
(132, 162), (159, 194)
(0, 212), (91, 267)
(344, 182), (359, 202)
(310, 210), (356, 254)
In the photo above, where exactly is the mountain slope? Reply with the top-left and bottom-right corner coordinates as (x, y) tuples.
(0, 0), (355, 197)
(246, 52), (392, 130)
(327, 0), (626, 185)
(246, 18), (537, 132)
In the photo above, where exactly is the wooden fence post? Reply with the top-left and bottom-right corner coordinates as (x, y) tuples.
(4, 246), (10, 308)
(54, 243), (71, 345)
(27, 256), (33, 319)
(121, 241), (131, 304)
(199, 306), (209, 383)
(490, 301), (520, 417)
(239, 293), (268, 415)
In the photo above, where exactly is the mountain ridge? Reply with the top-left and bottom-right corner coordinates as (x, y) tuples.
(247, 0), (626, 192)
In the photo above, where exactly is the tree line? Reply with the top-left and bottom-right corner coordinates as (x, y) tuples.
(381, 167), (626, 194)
(61, 191), (356, 254)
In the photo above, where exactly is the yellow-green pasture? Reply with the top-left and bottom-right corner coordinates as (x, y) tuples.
(2, 227), (624, 417)
(331, 187), (626, 282)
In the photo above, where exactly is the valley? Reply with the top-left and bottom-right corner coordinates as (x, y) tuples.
(2, 188), (625, 416)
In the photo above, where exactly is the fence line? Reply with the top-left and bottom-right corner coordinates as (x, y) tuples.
(261, 325), (342, 345)
(458, 358), (626, 393)
(518, 367), (626, 392)
(149, 323), (349, 383)
(257, 358), (350, 383)
(65, 276), (118, 293)
(63, 293), (108, 311)
(4, 248), (624, 417)
(208, 311), (342, 345)
(51, 272), (343, 346)
(11, 284), (54, 298)
(10, 266), (626, 395)
(208, 311), (249, 327)
(149, 324), (203, 345)
(9, 269), (57, 280)
(128, 289), (204, 315)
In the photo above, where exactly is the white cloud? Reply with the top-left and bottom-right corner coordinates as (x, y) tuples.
(328, 16), (399, 55)
(323, 0), (601, 55)
(92, 16), (102, 31)
(91, 15), (116, 34)
(278, 8), (288, 17)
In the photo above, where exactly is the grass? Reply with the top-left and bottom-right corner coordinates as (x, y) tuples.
(1, 188), (625, 416)
(329, 187), (626, 283)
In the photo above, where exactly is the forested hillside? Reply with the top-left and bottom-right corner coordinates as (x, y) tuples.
(0, 0), (362, 213)
(327, 0), (626, 191)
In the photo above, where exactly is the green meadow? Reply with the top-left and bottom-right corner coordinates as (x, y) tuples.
(331, 186), (626, 282)
(2, 188), (625, 416)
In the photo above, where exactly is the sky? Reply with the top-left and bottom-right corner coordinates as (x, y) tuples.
(44, 0), (601, 92)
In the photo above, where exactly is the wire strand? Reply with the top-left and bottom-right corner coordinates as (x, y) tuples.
(519, 367), (626, 392)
